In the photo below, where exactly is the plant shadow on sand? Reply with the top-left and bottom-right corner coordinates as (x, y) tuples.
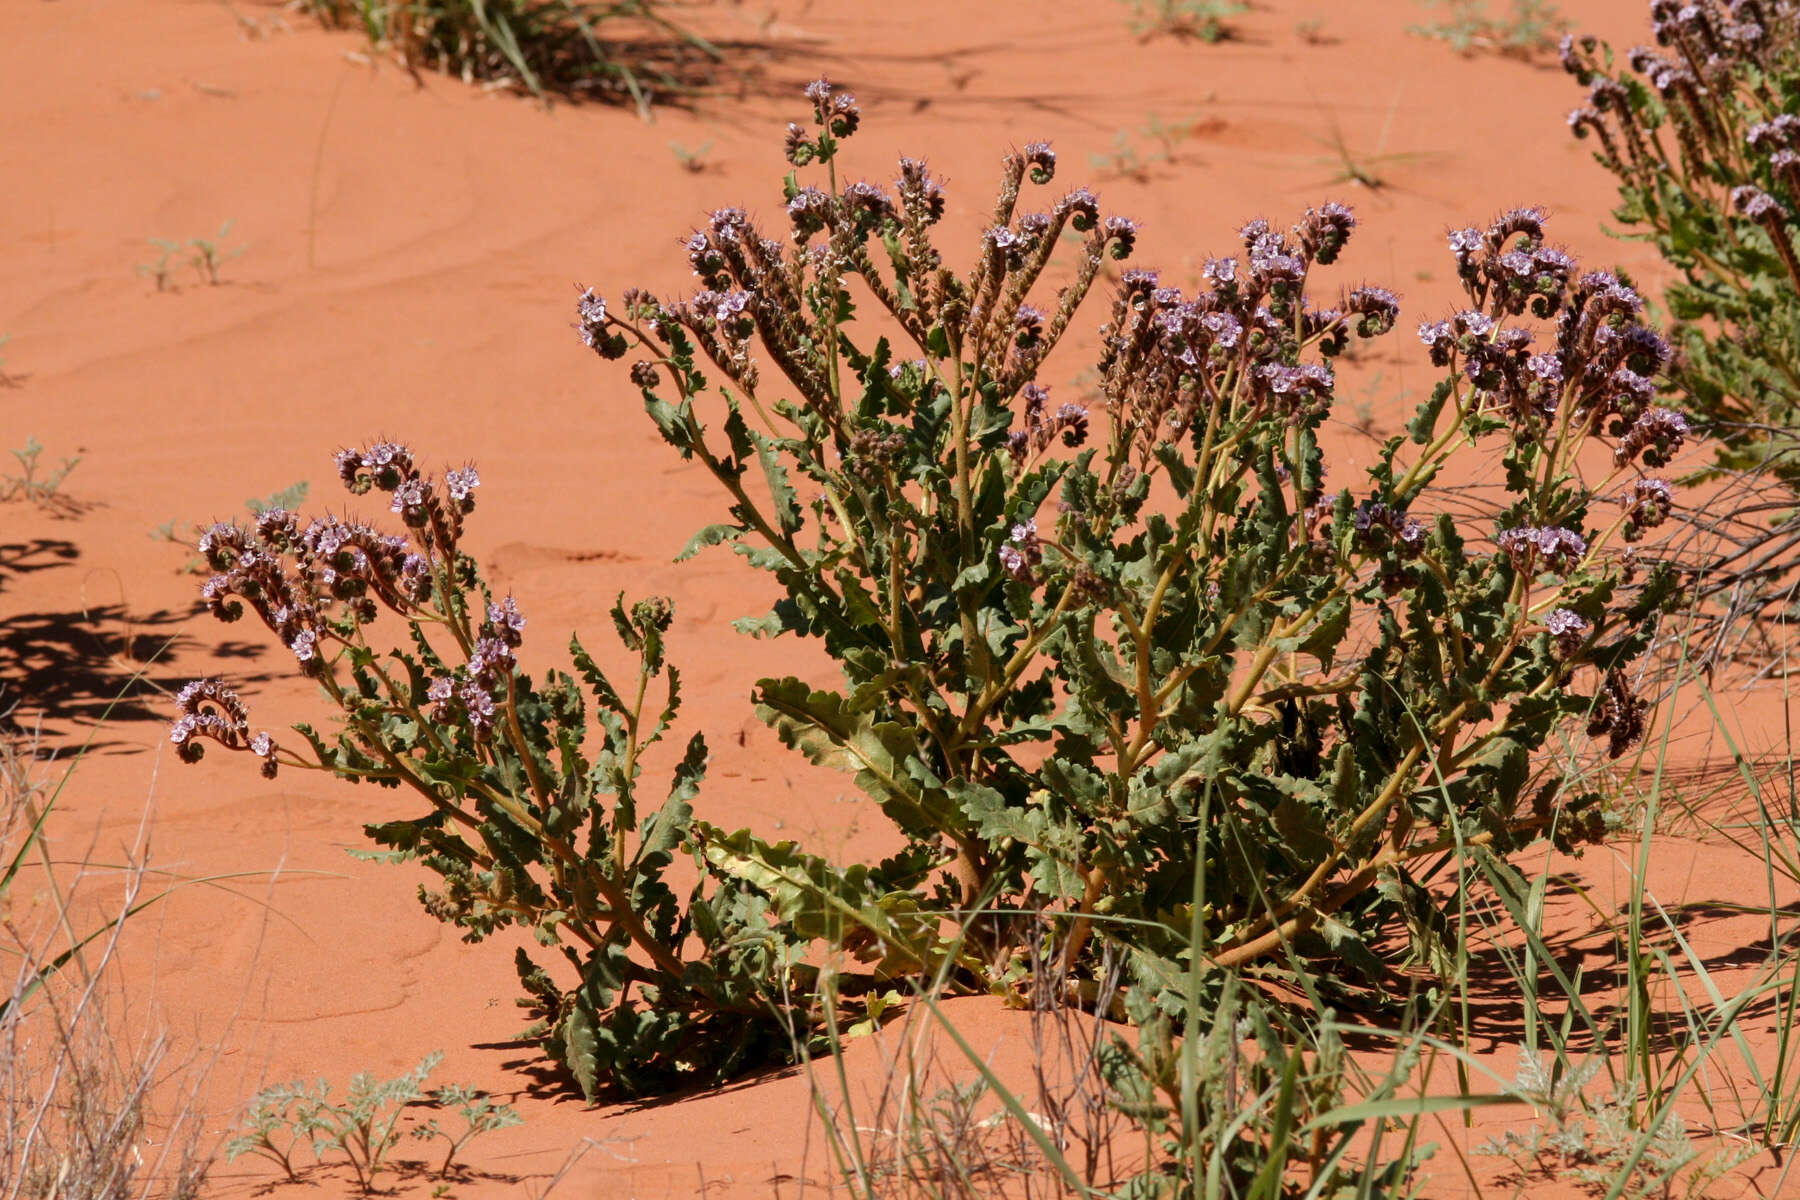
(473, 1035), (805, 1111)
(240, 1158), (524, 1197)
(1363, 881), (1796, 1057)
(0, 538), (275, 750)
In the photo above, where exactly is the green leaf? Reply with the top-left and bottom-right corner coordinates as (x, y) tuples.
(562, 1000), (602, 1103)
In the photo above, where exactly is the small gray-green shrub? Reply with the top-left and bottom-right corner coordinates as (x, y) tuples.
(227, 1052), (520, 1192)
(0, 437), (79, 506)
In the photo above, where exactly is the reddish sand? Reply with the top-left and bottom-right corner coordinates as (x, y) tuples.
(4, 0), (1795, 1195)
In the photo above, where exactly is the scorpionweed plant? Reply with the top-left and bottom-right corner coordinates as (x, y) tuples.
(166, 452), (812, 1098)
(175, 81), (1686, 1112)
(1563, 2), (1800, 489)
(575, 82), (1683, 1012)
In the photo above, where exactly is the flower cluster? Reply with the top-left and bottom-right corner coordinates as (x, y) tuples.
(1420, 213), (1677, 445)
(998, 518), (1043, 582)
(1498, 525), (1589, 574)
(1546, 607), (1591, 658)
(1006, 383), (1089, 463)
(424, 598), (527, 740)
(1087, 208), (1400, 464)
(1563, 4), (1800, 444)
(174, 444), (495, 757)
(1352, 501), (1427, 559)
(577, 90), (1138, 471)
(1588, 667), (1649, 759)
(169, 678), (280, 778)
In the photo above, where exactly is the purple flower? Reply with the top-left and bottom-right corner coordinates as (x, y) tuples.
(1103, 216), (1138, 258)
(487, 595), (526, 647)
(1615, 406), (1689, 468)
(468, 636), (516, 687)
(1733, 185), (1784, 222)
(1344, 286), (1399, 336)
(1527, 352), (1565, 385)
(1022, 140), (1056, 184)
(575, 288), (625, 359)
(1748, 114), (1800, 152)
(1546, 608), (1590, 658)
(999, 517), (1043, 582)
(390, 477), (431, 527)
(575, 288), (617, 356)
(1455, 310), (1497, 339)
(1053, 403), (1089, 447)
(1203, 311), (1243, 348)
(1419, 319), (1455, 366)
(427, 674), (457, 722)
(445, 466), (479, 502)
(1620, 477), (1675, 540)
(1498, 525), (1587, 573)
(1203, 256), (1239, 286)
(787, 187), (833, 237)
(1058, 187), (1100, 232)
(1120, 268), (1160, 297)
(459, 679), (498, 739)
(1022, 382), (1050, 421)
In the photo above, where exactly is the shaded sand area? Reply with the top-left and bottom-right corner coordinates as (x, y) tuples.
(3, 1), (1793, 1195)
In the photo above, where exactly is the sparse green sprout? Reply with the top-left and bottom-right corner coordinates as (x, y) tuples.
(1089, 129), (1153, 181)
(136, 238), (183, 292)
(136, 224), (243, 289)
(188, 220), (242, 286)
(668, 139), (714, 173)
(1090, 113), (1207, 181)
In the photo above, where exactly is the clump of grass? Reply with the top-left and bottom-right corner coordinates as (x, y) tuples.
(1410, 0), (1568, 58)
(301, 0), (725, 112)
(1309, 90), (1441, 191)
(0, 731), (217, 1199)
